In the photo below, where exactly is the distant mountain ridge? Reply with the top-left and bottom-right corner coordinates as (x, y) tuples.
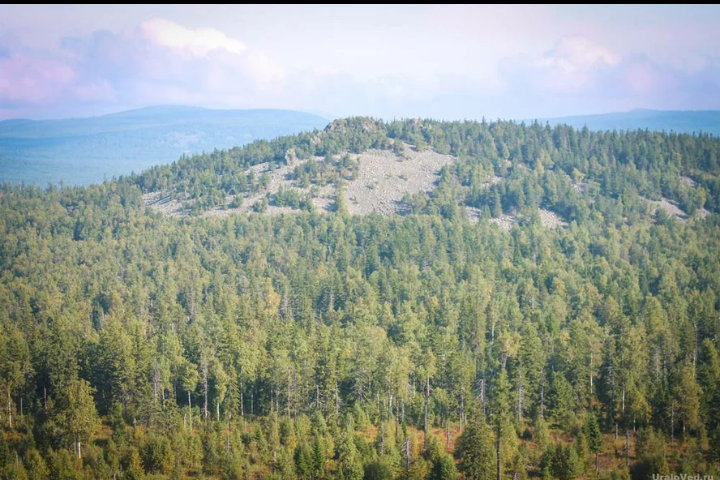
(0, 106), (328, 186)
(3, 107), (720, 187)
(537, 109), (720, 136)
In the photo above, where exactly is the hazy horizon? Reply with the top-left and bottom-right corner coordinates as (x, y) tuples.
(3, 103), (720, 125)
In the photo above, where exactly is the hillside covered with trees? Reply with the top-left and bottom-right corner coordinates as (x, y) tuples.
(0, 118), (719, 480)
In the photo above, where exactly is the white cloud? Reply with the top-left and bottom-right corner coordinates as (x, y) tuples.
(140, 18), (247, 57)
(507, 36), (624, 92)
(538, 36), (620, 74)
(2, 10), (720, 121)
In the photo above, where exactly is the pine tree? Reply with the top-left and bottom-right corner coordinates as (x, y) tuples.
(430, 454), (458, 480)
(0, 327), (30, 430)
(48, 449), (79, 480)
(584, 412), (603, 473)
(673, 364), (702, 435)
(493, 370), (513, 480)
(710, 427), (720, 469)
(548, 444), (582, 480)
(455, 419), (496, 480)
(631, 427), (669, 480)
(549, 372), (575, 428)
(294, 441), (313, 480)
(337, 432), (363, 480)
(53, 379), (100, 459)
(0, 431), (9, 470)
(335, 185), (350, 216)
(24, 449), (50, 480)
(312, 436), (327, 478)
(528, 416), (546, 450)
(3, 461), (29, 480)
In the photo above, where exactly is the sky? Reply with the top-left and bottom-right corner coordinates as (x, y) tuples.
(1, 4), (719, 121)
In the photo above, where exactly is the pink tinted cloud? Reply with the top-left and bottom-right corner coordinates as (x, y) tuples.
(499, 35), (720, 114)
(1, 16), (720, 120)
(0, 19), (285, 115)
(0, 53), (75, 105)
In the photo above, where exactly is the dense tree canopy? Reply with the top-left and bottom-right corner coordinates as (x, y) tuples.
(0, 118), (719, 479)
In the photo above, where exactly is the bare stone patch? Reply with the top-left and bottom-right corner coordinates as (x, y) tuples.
(144, 143), (457, 218)
(696, 208), (711, 219)
(572, 182), (587, 194)
(489, 214), (518, 232)
(479, 176), (503, 189)
(681, 176), (697, 188)
(538, 208), (568, 228)
(344, 146), (455, 215)
(647, 197), (687, 221)
(466, 207), (483, 225)
(143, 191), (186, 217)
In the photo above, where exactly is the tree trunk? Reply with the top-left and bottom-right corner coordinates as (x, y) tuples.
(595, 452), (599, 474)
(7, 389), (12, 429)
(335, 388), (339, 419)
(480, 378), (486, 416)
(395, 400), (399, 438)
(670, 402), (674, 445)
(446, 421), (450, 449)
(187, 390), (192, 430)
(497, 421), (502, 480)
(424, 376), (430, 449)
(77, 439), (82, 459)
(693, 319), (698, 367)
(203, 361), (209, 420)
(153, 360), (159, 406)
(287, 371), (292, 417)
(625, 430), (630, 467)
(517, 379), (523, 424)
(405, 437), (411, 471)
(380, 424), (385, 455)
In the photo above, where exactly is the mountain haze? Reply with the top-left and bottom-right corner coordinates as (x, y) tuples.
(540, 109), (720, 136)
(0, 106), (328, 186)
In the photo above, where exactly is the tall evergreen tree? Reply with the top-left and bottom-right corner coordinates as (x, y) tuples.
(455, 419), (496, 480)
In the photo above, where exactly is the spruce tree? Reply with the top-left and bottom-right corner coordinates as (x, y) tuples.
(455, 419), (496, 480)
(584, 412), (603, 473)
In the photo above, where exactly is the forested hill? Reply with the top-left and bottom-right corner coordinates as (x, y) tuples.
(133, 117), (719, 219)
(0, 106), (328, 187)
(1, 118), (720, 480)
